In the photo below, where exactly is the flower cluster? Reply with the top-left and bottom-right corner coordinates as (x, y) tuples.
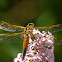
(14, 29), (54, 62)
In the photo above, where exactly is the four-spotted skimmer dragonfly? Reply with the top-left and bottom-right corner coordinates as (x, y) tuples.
(0, 21), (62, 60)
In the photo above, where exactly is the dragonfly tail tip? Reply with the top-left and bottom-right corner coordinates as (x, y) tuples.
(22, 48), (26, 60)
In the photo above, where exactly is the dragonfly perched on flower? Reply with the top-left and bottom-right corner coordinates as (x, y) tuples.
(0, 21), (62, 60)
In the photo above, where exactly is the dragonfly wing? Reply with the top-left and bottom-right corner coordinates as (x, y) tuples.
(45, 24), (62, 33)
(0, 21), (25, 32)
(54, 36), (62, 45)
(34, 24), (62, 33)
(34, 24), (62, 45)
(0, 32), (24, 37)
(53, 31), (62, 45)
(0, 32), (24, 43)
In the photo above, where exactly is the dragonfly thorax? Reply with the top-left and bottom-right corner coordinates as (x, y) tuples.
(24, 23), (34, 35)
(24, 27), (32, 35)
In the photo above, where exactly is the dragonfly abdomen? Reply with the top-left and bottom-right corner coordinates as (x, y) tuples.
(22, 34), (29, 60)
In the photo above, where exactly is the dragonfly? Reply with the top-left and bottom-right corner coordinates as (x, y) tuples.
(0, 21), (62, 60)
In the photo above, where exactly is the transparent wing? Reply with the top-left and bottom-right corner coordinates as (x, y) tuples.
(0, 32), (24, 37)
(34, 24), (62, 33)
(0, 32), (24, 43)
(0, 33), (23, 54)
(0, 21), (25, 32)
(53, 31), (62, 45)
(34, 24), (62, 45)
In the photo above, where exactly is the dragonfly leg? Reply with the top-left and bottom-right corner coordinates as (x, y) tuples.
(0, 32), (24, 37)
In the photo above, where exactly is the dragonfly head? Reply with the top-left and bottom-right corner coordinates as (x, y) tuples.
(27, 23), (34, 29)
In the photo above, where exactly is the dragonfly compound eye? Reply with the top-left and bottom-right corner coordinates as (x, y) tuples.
(29, 24), (32, 26)
(28, 23), (34, 27)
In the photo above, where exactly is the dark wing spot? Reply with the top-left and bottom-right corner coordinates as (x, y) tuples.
(19, 34), (20, 35)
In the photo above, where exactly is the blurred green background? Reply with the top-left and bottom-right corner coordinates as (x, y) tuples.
(0, 0), (62, 62)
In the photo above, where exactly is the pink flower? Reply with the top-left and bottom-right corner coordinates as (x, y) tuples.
(14, 29), (54, 62)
